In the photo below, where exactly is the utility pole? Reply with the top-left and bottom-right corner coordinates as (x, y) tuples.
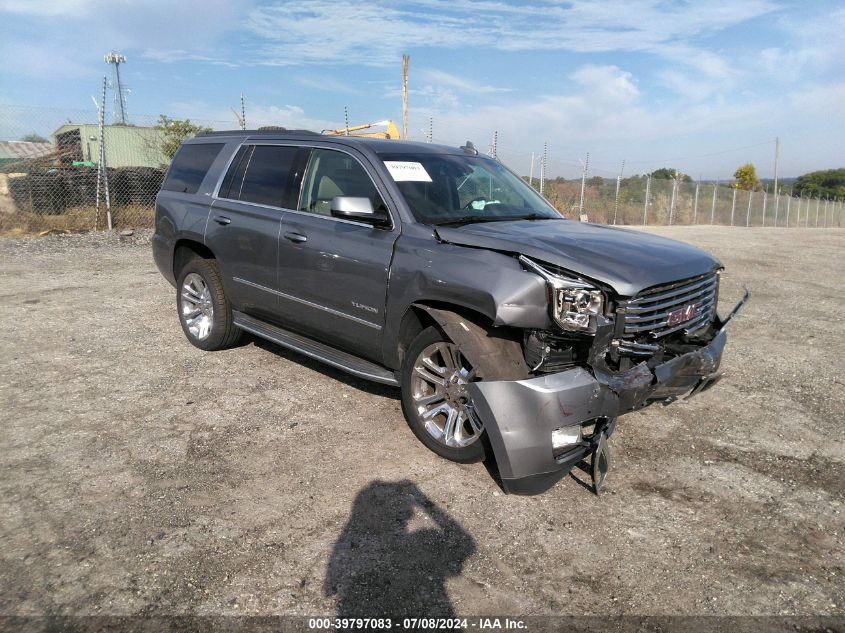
(773, 136), (780, 224)
(613, 159), (625, 225)
(104, 51), (128, 124)
(94, 75), (112, 230)
(401, 54), (409, 140)
(579, 152), (589, 217)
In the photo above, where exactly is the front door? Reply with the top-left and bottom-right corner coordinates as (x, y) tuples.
(276, 147), (399, 362)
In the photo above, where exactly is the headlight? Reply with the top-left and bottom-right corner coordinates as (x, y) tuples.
(551, 286), (603, 332)
(519, 255), (604, 333)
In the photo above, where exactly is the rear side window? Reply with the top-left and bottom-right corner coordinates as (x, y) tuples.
(219, 144), (299, 208)
(162, 143), (224, 194)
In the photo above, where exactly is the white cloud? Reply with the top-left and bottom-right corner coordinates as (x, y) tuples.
(416, 69), (512, 95)
(242, 0), (775, 76)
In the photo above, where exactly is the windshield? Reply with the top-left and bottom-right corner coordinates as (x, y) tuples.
(380, 152), (561, 225)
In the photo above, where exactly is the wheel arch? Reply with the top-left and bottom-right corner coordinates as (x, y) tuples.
(173, 239), (216, 278)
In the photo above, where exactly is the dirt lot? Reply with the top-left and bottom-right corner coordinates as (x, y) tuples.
(0, 226), (843, 623)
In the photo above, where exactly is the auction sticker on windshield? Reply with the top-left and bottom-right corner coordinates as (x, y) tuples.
(384, 161), (432, 182)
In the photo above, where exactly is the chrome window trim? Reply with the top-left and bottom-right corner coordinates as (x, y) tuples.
(210, 141), (396, 231)
(232, 277), (382, 330)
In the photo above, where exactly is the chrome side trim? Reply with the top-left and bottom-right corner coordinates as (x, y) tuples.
(232, 276), (382, 330)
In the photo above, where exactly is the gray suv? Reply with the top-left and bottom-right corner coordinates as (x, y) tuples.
(153, 130), (747, 495)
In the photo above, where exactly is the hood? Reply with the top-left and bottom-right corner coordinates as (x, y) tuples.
(435, 219), (721, 297)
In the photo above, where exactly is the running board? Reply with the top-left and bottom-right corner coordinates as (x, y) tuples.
(233, 311), (399, 386)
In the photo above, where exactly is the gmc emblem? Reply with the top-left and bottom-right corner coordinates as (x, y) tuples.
(667, 302), (702, 326)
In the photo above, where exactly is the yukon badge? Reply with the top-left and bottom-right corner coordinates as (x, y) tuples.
(351, 301), (379, 314)
(666, 302), (702, 326)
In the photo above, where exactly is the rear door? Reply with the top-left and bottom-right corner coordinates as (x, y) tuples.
(276, 146), (399, 361)
(206, 143), (302, 321)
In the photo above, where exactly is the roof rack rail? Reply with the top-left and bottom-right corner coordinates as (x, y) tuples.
(198, 129), (319, 136)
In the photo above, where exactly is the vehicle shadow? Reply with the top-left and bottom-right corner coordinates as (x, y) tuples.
(324, 480), (475, 619)
(248, 335), (400, 399)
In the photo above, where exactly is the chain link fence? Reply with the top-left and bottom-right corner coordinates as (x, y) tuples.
(537, 176), (843, 228)
(1, 104), (842, 234)
(0, 105), (228, 234)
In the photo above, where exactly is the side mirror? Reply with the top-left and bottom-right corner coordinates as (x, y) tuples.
(330, 196), (390, 227)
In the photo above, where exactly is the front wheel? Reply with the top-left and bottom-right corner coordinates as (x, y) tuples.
(176, 257), (242, 351)
(400, 327), (486, 463)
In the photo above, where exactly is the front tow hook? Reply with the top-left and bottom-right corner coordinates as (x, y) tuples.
(591, 431), (611, 494)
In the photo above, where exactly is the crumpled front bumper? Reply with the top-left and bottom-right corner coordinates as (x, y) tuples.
(467, 318), (736, 495)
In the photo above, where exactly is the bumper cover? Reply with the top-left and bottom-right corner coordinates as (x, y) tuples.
(467, 328), (729, 495)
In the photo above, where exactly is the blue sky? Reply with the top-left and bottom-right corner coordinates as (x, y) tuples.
(0, 0), (842, 179)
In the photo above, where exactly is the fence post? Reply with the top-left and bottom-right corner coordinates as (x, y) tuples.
(815, 195), (820, 227)
(762, 186), (767, 227)
(785, 195), (791, 228)
(693, 182), (700, 224)
(746, 190), (753, 227)
(774, 186), (780, 226)
(824, 198), (829, 227)
(730, 188), (737, 226)
(669, 177), (678, 225)
(710, 182), (717, 224)
(613, 175), (621, 225)
(643, 175), (650, 226)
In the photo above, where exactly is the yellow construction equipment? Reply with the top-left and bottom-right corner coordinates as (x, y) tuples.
(322, 120), (401, 140)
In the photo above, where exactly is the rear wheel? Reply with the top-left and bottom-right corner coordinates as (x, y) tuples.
(400, 327), (485, 463)
(176, 257), (241, 351)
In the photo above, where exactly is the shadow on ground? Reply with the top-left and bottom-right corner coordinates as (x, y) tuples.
(324, 480), (474, 618)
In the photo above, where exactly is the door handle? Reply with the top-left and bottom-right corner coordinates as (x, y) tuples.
(284, 231), (307, 243)
(213, 215), (231, 225)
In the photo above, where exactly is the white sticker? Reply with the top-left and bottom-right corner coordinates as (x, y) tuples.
(383, 161), (432, 182)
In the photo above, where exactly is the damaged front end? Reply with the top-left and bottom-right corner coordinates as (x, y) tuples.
(456, 259), (749, 495)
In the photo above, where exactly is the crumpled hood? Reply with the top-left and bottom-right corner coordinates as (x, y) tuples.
(435, 219), (721, 297)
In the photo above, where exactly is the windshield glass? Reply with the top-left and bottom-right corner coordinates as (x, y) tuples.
(380, 152), (561, 225)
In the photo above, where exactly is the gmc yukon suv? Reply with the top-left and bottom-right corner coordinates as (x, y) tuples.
(153, 130), (747, 494)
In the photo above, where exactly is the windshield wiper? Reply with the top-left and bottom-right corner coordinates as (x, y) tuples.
(513, 213), (560, 221)
(430, 213), (560, 227)
(430, 215), (512, 226)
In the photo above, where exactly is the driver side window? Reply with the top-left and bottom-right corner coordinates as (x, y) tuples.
(298, 148), (386, 216)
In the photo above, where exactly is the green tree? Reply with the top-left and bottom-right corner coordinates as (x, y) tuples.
(20, 133), (48, 143)
(733, 163), (759, 190)
(650, 168), (692, 182)
(155, 115), (212, 160)
(792, 168), (845, 198)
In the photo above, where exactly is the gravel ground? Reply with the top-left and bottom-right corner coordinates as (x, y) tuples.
(0, 226), (843, 623)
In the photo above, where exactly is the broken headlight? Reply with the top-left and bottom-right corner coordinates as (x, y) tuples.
(520, 255), (604, 333)
(551, 285), (603, 332)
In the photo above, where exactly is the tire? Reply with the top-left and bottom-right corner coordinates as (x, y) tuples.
(400, 326), (486, 463)
(176, 257), (242, 351)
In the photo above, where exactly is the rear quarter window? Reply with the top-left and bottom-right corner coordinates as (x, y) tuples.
(162, 143), (225, 194)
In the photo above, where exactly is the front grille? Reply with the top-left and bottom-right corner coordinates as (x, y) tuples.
(623, 272), (718, 339)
